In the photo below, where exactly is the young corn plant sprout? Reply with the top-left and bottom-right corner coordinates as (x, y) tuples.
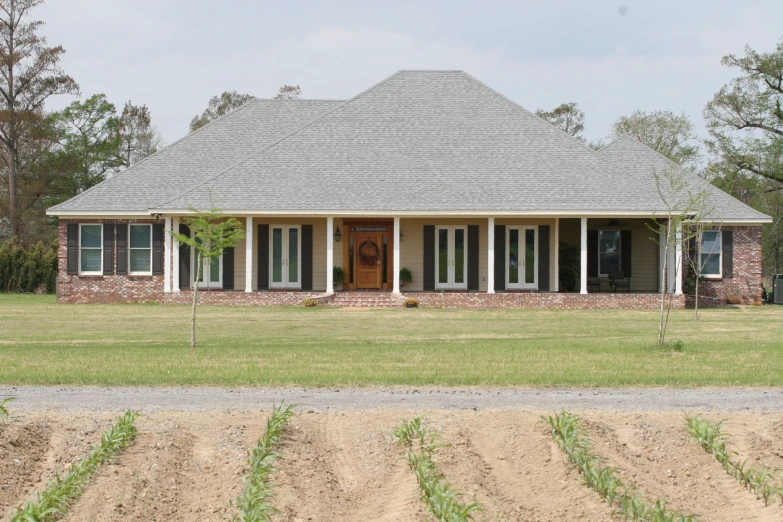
(394, 416), (481, 522)
(0, 396), (16, 422)
(234, 403), (296, 522)
(12, 410), (139, 522)
(543, 411), (698, 522)
(684, 414), (783, 506)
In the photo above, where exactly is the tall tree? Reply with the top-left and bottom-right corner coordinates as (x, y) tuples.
(274, 84), (301, 100)
(704, 38), (783, 184)
(189, 91), (253, 132)
(55, 94), (122, 195)
(612, 110), (700, 168)
(118, 101), (161, 167)
(535, 102), (585, 140)
(0, 0), (79, 238)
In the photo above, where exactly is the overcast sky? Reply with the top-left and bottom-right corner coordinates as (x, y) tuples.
(38, 0), (783, 147)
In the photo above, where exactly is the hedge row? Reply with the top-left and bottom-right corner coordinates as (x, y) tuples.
(0, 239), (58, 294)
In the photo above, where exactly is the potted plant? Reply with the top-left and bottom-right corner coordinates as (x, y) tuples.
(399, 267), (412, 288)
(333, 266), (346, 291)
(559, 267), (577, 292)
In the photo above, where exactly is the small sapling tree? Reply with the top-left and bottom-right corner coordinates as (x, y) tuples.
(648, 167), (711, 346)
(171, 205), (244, 347)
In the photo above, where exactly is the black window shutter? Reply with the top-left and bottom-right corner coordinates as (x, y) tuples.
(621, 230), (632, 277)
(722, 230), (733, 278)
(116, 224), (128, 275)
(257, 224), (269, 290)
(301, 225), (313, 291)
(423, 225), (435, 291)
(538, 225), (550, 291)
(152, 223), (164, 275)
(222, 247), (234, 289)
(467, 225), (479, 291)
(66, 223), (78, 274)
(178, 224), (190, 289)
(494, 225), (505, 292)
(103, 224), (115, 275)
(587, 230), (598, 277)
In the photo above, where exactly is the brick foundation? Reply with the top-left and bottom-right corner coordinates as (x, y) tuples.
(163, 291), (327, 306)
(409, 292), (684, 309)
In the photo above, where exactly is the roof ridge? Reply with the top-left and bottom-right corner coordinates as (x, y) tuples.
(49, 96), (264, 212)
(156, 71), (408, 208)
(457, 71), (602, 155)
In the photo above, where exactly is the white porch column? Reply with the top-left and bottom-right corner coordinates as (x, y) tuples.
(659, 226), (666, 293)
(163, 217), (172, 293)
(326, 216), (334, 293)
(245, 217), (253, 292)
(487, 218), (495, 294)
(675, 222), (683, 295)
(393, 217), (401, 294)
(172, 217), (180, 292)
(580, 217), (588, 294)
(554, 217), (560, 292)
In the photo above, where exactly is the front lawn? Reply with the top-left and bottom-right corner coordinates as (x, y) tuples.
(1, 294), (782, 387)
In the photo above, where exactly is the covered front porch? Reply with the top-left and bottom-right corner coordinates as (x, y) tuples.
(159, 214), (684, 307)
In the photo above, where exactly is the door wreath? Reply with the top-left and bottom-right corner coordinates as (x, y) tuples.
(358, 240), (381, 267)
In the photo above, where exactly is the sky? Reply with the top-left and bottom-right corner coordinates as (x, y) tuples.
(38, 0), (783, 148)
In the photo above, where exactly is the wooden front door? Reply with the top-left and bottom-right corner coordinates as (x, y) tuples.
(355, 233), (383, 289)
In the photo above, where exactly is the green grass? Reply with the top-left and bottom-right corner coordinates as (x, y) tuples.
(1, 294), (783, 387)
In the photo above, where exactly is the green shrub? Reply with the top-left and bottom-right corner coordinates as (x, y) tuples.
(333, 266), (346, 286)
(399, 267), (413, 284)
(0, 238), (58, 294)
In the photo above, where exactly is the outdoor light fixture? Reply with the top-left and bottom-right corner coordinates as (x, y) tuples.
(151, 212), (162, 221)
(334, 226), (342, 242)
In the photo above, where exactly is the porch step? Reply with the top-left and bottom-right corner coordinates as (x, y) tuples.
(323, 291), (406, 308)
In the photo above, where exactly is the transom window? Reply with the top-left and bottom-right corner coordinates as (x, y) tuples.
(598, 230), (621, 276)
(129, 224), (152, 274)
(79, 224), (102, 274)
(700, 231), (722, 277)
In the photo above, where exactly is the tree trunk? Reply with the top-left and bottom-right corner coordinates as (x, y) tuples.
(694, 277), (700, 321)
(8, 150), (18, 237)
(191, 255), (201, 348)
(658, 243), (668, 346)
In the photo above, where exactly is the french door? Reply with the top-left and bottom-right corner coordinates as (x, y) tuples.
(191, 236), (222, 289)
(507, 226), (537, 289)
(436, 226), (467, 290)
(270, 225), (301, 289)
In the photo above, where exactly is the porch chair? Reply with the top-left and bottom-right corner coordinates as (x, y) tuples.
(609, 270), (631, 293)
(587, 277), (602, 293)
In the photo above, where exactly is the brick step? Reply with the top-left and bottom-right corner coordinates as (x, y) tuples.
(323, 292), (405, 308)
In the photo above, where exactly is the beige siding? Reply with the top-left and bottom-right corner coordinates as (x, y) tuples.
(238, 217), (329, 292)
(559, 218), (659, 292)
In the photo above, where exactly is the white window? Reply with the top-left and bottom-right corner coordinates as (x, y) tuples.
(700, 231), (722, 278)
(79, 224), (103, 275)
(129, 224), (152, 275)
(598, 230), (621, 276)
(270, 225), (301, 289)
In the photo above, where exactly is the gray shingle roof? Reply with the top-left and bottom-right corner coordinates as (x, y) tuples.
(48, 98), (343, 212)
(596, 136), (770, 222)
(50, 70), (770, 223)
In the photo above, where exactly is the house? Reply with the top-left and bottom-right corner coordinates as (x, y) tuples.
(47, 71), (770, 308)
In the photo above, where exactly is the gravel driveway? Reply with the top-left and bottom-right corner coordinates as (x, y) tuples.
(2, 386), (783, 413)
